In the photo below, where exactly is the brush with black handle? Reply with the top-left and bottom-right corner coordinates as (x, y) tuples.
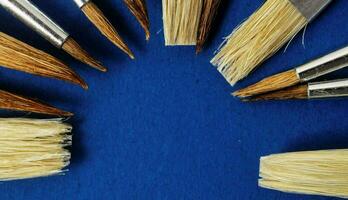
(0, 0), (107, 72)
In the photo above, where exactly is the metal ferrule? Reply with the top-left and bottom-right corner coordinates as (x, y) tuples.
(289, 0), (332, 22)
(0, 0), (69, 48)
(308, 79), (348, 99)
(295, 46), (348, 82)
(73, 0), (90, 9)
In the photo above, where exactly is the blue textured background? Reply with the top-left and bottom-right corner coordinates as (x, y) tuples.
(0, 0), (347, 199)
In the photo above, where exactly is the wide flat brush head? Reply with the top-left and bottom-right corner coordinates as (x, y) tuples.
(124, 0), (150, 41)
(196, 0), (221, 54)
(163, 0), (203, 45)
(62, 37), (107, 72)
(233, 69), (300, 98)
(81, 2), (135, 59)
(0, 118), (71, 181)
(259, 149), (348, 198)
(246, 84), (308, 101)
(211, 0), (307, 86)
(0, 33), (88, 89)
(0, 89), (72, 117)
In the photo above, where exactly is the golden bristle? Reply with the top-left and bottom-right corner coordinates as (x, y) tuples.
(211, 0), (307, 86)
(124, 0), (150, 41)
(259, 149), (348, 198)
(62, 37), (107, 72)
(246, 84), (308, 101)
(196, 0), (221, 54)
(233, 69), (300, 98)
(163, 0), (203, 46)
(81, 2), (135, 59)
(0, 89), (73, 117)
(0, 32), (88, 89)
(0, 118), (71, 181)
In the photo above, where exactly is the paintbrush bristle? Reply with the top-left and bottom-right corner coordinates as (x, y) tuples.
(0, 118), (71, 181)
(246, 84), (308, 101)
(211, 0), (307, 86)
(0, 89), (72, 116)
(81, 2), (135, 59)
(124, 0), (150, 41)
(62, 37), (107, 72)
(163, 0), (203, 45)
(0, 32), (88, 89)
(233, 69), (300, 98)
(259, 149), (348, 198)
(196, 0), (221, 54)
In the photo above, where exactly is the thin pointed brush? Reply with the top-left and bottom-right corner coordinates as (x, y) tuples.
(0, 118), (71, 181)
(74, 0), (135, 59)
(0, 32), (88, 90)
(124, 0), (150, 41)
(259, 149), (348, 198)
(0, 89), (72, 117)
(0, 0), (107, 72)
(163, 0), (203, 46)
(196, 0), (221, 54)
(211, 0), (332, 86)
(234, 46), (348, 98)
(246, 79), (348, 101)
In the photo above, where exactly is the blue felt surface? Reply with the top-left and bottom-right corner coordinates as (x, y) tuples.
(0, 0), (348, 199)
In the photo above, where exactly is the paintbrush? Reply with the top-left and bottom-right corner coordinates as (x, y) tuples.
(124, 0), (150, 41)
(246, 79), (348, 101)
(73, 0), (134, 59)
(259, 149), (348, 198)
(0, 0), (106, 72)
(0, 89), (72, 116)
(234, 46), (348, 98)
(211, 0), (332, 86)
(0, 118), (71, 181)
(163, 0), (203, 46)
(196, 0), (221, 54)
(0, 32), (88, 89)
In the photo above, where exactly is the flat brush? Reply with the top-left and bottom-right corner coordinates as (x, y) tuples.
(0, 89), (72, 117)
(247, 79), (348, 101)
(163, 0), (203, 46)
(0, 32), (88, 89)
(74, 0), (135, 59)
(260, 149), (348, 198)
(124, 0), (150, 41)
(0, 0), (106, 72)
(211, 0), (332, 86)
(196, 0), (221, 54)
(0, 118), (71, 181)
(234, 46), (348, 98)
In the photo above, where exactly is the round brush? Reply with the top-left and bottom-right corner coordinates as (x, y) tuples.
(0, 0), (107, 72)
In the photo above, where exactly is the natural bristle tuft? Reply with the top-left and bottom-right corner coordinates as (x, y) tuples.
(196, 0), (221, 54)
(163, 0), (203, 46)
(211, 0), (307, 86)
(81, 2), (135, 59)
(0, 118), (72, 181)
(246, 84), (308, 101)
(0, 32), (88, 89)
(0, 89), (73, 117)
(62, 37), (107, 72)
(259, 149), (348, 198)
(233, 69), (300, 97)
(124, 0), (150, 41)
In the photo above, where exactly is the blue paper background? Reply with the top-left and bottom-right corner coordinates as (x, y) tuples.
(0, 0), (347, 199)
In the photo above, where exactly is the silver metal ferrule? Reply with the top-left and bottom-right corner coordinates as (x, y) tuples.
(0, 0), (69, 48)
(295, 46), (348, 82)
(308, 79), (348, 99)
(73, 0), (90, 9)
(289, 0), (332, 22)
